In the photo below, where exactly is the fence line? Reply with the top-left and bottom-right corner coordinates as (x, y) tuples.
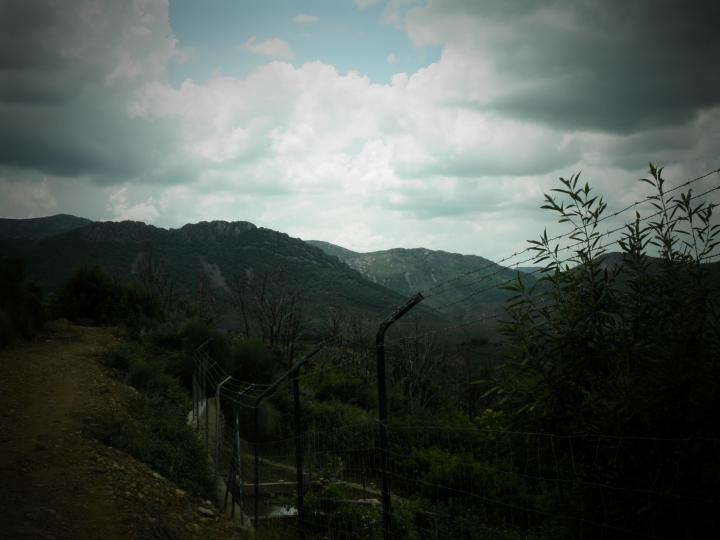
(183, 169), (720, 539)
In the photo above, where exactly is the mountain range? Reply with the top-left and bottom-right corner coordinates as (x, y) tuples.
(0, 215), (536, 338)
(3, 214), (719, 340)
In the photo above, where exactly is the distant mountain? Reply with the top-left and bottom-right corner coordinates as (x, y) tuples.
(306, 240), (534, 317)
(0, 217), (441, 335)
(0, 214), (92, 240)
(515, 266), (544, 275)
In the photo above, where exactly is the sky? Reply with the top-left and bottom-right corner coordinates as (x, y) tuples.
(1, 0), (719, 260)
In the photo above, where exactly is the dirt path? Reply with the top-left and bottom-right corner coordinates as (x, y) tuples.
(0, 322), (242, 540)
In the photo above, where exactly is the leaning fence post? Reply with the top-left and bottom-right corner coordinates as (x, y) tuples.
(216, 376), (232, 471)
(234, 387), (253, 525)
(235, 404), (243, 523)
(204, 358), (210, 451)
(375, 293), (424, 540)
(293, 366), (305, 540)
(254, 403), (260, 527)
(192, 371), (198, 432)
(252, 342), (328, 531)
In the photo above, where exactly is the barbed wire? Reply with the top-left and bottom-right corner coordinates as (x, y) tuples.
(187, 168), (720, 537)
(422, 168), (720, 300)
(423, 182), (720, 314)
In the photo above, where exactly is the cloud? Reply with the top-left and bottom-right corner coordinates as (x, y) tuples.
(387, 52), (396, 65)
(243, 36), (294, 61)
(1, 0), (717, 260)
(0, 0), (187, 183)
(107, 187), (160, 222)
(0, 176), (56, 218)
(356, 0), (381, 9)
(293, 14), (318, 25)
(404, 0), (720, 133)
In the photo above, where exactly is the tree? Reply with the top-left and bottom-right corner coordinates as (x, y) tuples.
(495, 165), (720, 538)
(229, 269), (303, 364)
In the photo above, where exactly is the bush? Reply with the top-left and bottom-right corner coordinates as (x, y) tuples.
(497, 165), (720, 537)
(312, 368), (375, 410)
(55, 265), (123, 324)
(54, 265), (163, 326)
(230, 337), (277, 384)
(305, 484), (382, 539)
(0, 307), (16, 347)
(0, 258), (43, 346)
(84, 391), (215, 499)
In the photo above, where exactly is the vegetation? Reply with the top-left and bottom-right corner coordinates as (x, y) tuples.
(2, 164), (718, 538)
(52, 265), (161, 326)
(0, 258), (43, 347)
(495, 165), (720, 538)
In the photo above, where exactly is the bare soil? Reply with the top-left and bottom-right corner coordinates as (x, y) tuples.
(0, 322), (243, 540)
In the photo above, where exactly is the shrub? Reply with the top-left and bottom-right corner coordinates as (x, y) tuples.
(0, 258), (43, 346)
(55, 265), (164, 327)
(55, 265), (124, 324)
(230, 337), (276, 384)
(312, 368), (375, 410)
(497, 165), (720, 537)
(84, 391), (215, 499)
(0, 307), (16, 347)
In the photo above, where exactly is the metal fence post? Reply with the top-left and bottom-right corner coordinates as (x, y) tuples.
(375, 293), (424, 540)
(216, 376), (232, 471)
(204, 359), (210, 451)
(254, 404), (260, 527)
(252, 342), (328, 530)
(293, 366), (305, 540)
(235, 404), (244, 523)
(193, 371), (199, 433)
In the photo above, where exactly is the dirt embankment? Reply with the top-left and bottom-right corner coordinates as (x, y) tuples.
(0, 323), (242, 540)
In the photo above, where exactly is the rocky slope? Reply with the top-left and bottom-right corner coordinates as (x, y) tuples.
(0, 216), (438, 333)
(0, 323), (243, 540)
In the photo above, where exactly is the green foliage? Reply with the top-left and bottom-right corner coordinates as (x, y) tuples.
(312, 367), (375, 410)
(230, 337), (276, 384)
(55, 265), (123, 324)
(96, 329), (216, 500)
(54, 265), (162, 326)
(142, 316), (232, 389)
(0, 258), (43, 347)
(84, 391), (215, 499)
(496, 165), (720, 537)
(101, 342), (188, 404)
(305, 484), (382, 539)
(397, 447), (541, 525)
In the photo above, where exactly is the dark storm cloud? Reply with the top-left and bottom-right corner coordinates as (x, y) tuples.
(0, 99), (185, 180)
(0, 0), (186, 184)
(0, 1), (97, 104)
(414, 0), (720, 133)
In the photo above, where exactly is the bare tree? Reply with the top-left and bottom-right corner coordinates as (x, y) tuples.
(137, 241), (175, 310)
(390, 319), (446, 410)
(229, 269), (304, 363)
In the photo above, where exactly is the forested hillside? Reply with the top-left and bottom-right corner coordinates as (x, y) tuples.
(0, 218), (440, 335)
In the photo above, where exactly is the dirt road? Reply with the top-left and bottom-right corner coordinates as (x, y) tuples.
(0, 322), (241, 540)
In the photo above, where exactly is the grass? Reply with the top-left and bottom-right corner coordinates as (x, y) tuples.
(84, 339), (216, 500)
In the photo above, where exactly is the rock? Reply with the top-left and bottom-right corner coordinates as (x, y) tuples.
(197, 506), (215, 518)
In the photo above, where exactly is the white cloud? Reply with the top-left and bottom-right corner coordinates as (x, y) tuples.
(107, 187), (160, 222)
(243, 36), (294, 61)
(0, 177), (57, 218)
(293, 14), (318, 25)
(356, 0), (381, 9)
(387, 52), (396, 65)
(4, 0), (717, 261)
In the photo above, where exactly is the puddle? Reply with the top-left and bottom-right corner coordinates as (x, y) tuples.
(269, 504), (297, 517)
